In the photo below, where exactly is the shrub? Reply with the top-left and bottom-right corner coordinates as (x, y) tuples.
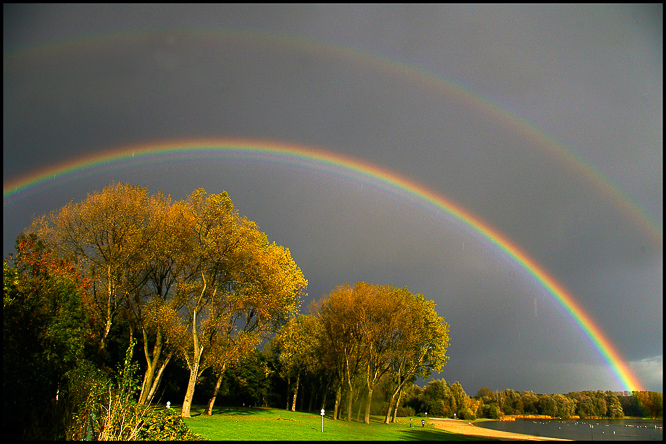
(488, 403), (500, 419)
(458, 407), (476, 420)
(65, 340), (164, 441)
(396, 405), (416, 417)
(137, 408), (205, 441)
(65, 340), (204, 441)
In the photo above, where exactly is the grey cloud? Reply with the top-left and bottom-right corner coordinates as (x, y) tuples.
(4, 4), (661, 393)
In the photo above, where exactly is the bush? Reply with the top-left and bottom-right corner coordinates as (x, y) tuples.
(423, 399), (446, 417)
(458, 407), (476, 420)
(63, 341), (204, 441)
(137, 408), (205, 441)
(65, 339), (201, 441)
(478, 403), (500, 419)
(396, 405), (416, 417)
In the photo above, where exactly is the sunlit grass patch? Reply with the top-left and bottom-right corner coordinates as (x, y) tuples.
(182, 406), (488, 441)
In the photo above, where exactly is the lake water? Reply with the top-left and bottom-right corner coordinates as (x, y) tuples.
(474, 418), (663, 441)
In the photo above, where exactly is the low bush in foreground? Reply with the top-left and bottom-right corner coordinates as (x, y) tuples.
(137, 408), (205, 441)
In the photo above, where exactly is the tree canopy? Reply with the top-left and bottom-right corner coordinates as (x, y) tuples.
(27, 182), (307, 419)
(8, 181), (656, 440)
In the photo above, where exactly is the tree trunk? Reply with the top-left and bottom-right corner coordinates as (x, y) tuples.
(205, 366), (226, 416)
(346, 385), (354, 422)
(333, 384), (342, 420)
(181, 357), (200, 418)
(384, 387), (400, 424)
(101, 266), (114, 351)
(357, 390), (364, 422)
(181, 310), (203, 417)
(285, 376), (291, 410)
(146, 354), (171, 405)
(364, 387), (373, 424)
(384, 400), (393, 424)
(384, 374), (411, 424)
(291, 373), (300, 412)
(392, 389), (404, 423)
(139, 328), (163, 404)
(182, 279), (209, 418)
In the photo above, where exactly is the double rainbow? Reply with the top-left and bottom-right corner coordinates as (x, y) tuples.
(3, 138), (646, 392)
(6, 27), (657, 392)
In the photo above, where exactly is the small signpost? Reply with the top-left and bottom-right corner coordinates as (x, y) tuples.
(321, 409), (325, 432)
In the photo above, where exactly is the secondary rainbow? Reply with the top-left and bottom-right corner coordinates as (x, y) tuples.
(3, 138), (644, 392)
(6, 27), (661, 241)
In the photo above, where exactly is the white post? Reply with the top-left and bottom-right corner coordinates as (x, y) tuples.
(321, 409), (325, 432)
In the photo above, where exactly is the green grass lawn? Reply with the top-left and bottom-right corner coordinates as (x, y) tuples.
(182, 406), (488, 441)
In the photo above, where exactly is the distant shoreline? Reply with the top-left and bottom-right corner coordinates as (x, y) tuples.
(499, 414), (663, 421)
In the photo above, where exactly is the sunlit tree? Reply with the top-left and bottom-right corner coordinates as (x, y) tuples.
(552, 393), (575, 419)
(604, 391), (624, 419)
(520, 390), (539, 415)
(176, 189), (306, 418)
(130, 197), (187, 405)
(31, 182), (166, 352)
(538, 394), (557, 417)
(383, 290), (449, 423)
(318, 283), (366, 421)
(271, 315), (321, 412)
(451, 382), (470, 417)
(356, 283), (397, 424)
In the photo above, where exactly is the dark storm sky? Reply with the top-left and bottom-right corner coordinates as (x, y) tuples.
(4, 4), (662, 394)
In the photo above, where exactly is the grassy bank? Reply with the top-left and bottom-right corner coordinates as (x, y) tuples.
(182, 406), (488, 441)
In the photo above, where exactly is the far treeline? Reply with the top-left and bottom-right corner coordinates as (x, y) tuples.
(401, 382), (662, 421)
(3, 183), (661, 440)
(3, 182), (450, 440)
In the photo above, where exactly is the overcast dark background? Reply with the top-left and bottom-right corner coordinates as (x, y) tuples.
(4, 4), (662, 394)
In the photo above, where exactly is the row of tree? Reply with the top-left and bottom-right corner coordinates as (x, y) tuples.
(4, 181), (660, 439)
(270, 281), (450, 424)
(396, 381), (662, 420)
(3, 182), (452, 438)
(4, 182), (308, 438)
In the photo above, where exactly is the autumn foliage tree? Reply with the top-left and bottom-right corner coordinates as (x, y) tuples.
(382, 288), (450, 423)
(318, 283), (366, 421)
(271, 315), (322, 412)
(25, 183), (307, 420)
(133, 199), (190, 405)
(168, 189), (306, 418)
(31, 182), (169, 354)
(201, 216), (307, 416)
(4, 233), (95, 440)
(313, 282), (450, 423)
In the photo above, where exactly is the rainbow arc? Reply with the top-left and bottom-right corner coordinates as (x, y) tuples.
(3, 138), (645, 392)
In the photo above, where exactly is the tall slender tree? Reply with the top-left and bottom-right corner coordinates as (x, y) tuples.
(177, 189), (306, 418)
(318, 283), (367, 421)
(357, 284), (402, 424)
(383, 291), (449, 423)
(271, 315), (321, 412)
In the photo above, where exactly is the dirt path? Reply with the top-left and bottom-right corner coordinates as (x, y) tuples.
(429, 418), (571, 441)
